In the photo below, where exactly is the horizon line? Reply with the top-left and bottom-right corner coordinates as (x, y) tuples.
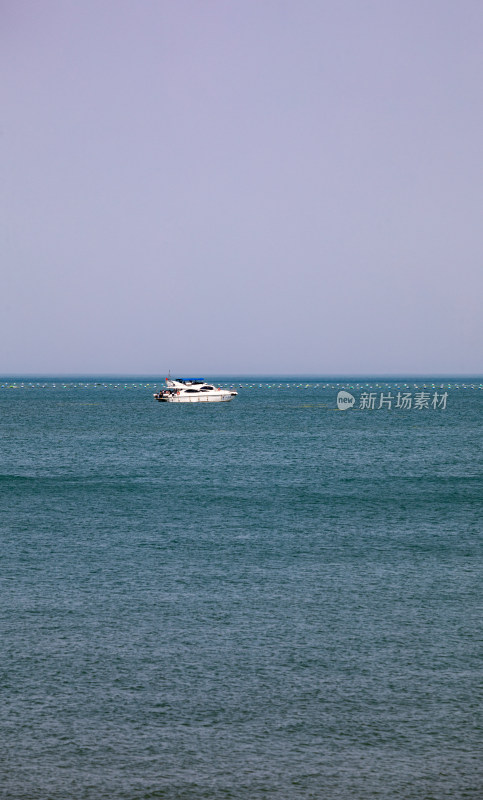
(1, 372), (482, 379)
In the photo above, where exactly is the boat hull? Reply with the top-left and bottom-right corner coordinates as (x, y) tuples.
(156, 392), (235, 403)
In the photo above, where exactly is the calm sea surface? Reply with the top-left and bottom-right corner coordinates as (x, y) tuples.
(1, 377), (482, 800)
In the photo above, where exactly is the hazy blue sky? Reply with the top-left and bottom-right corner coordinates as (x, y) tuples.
(2, 0), (482, 375)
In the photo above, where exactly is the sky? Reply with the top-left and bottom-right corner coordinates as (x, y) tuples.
(1, 0), (482, 375)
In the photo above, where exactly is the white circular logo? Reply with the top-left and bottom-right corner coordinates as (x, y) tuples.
(337, 390), (355, 410)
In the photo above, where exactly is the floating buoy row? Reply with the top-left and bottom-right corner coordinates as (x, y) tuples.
(231, 382), (483, 390)
(1, 381), (482, 390)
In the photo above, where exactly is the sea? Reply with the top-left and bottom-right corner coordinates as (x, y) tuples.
(1, 376), (482, 800)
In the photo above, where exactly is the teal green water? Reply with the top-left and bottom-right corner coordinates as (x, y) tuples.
(1, 377), (482, 799)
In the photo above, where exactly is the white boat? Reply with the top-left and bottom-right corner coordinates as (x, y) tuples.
(154, 377), (238, 403)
